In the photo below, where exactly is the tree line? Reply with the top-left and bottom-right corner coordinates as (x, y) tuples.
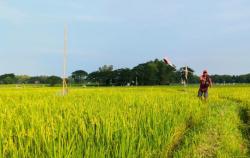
(0, 59), (249, 86)
(210, 74), (250, 84)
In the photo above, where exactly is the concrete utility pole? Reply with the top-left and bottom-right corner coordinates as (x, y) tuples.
(62, 24), (68, 95)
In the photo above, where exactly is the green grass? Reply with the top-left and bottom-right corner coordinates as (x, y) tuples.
(0, 86), (249, 157)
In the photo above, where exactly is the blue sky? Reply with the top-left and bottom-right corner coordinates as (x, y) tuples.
(0, 0), (250, 76)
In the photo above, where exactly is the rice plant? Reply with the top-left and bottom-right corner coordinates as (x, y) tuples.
(0, 86), (249, 157)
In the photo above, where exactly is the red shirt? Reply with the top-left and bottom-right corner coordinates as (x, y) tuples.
(199, 75), (212, 92)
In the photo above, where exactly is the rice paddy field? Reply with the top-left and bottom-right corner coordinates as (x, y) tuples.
(0, 85), (249, 158)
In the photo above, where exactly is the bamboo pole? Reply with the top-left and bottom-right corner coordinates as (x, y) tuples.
(62, 24), (68, 95)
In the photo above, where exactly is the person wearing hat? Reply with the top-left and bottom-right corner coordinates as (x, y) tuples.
(198, 70), (212, 99)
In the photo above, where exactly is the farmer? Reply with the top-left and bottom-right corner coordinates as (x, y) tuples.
(198, 70), (212, 99)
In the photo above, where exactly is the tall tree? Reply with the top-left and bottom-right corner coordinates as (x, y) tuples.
(47, 76), (62, 86)
(87, 65), (114, 86)
(0, 74), (17, 84)
(71, 70), (88, 84)
(132, 59), (176, 85)
(112, 68), (133, 86)
(99, 65), (113, 72)
(16, 75), (30, 84)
